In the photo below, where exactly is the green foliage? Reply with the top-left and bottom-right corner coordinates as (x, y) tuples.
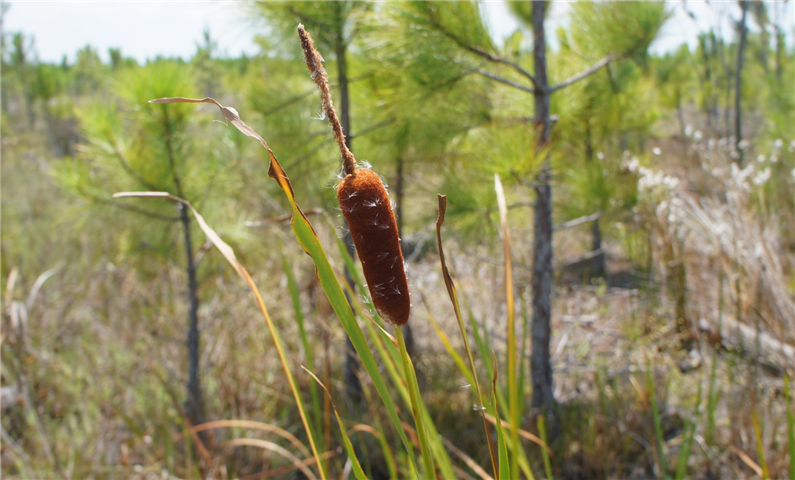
(51, 62), (235, 265)
(566, 1), (670, 62)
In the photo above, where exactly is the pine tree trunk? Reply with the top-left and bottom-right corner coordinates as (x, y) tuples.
(775, 27), (783, 81)
(718, 38), (733, 138)
(530, 0), (559, 436)
(734, 0), (748, 164)
(698, 36), (716, 130)
(180, 204), (204, 430)
(585, 120), (606, 279)
(394, 155), (415, 356)
(396, 155), (404, 244)
(334, 32), (366, 405)
(591, 219), (606, 279)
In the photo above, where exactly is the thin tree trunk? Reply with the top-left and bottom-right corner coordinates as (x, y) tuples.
(676, 100), (686, 140)
(180, 204), (204, 429)
(334, 32), (365, 405)
(584, 119), (606, 279)
(735, 0), (749, 164)
(698, 35), (715, 129)
(394, 154), (415, 355)
(396, 155), (404, 246)
(531, 0), (559, 436)
(775, 26), (783, 81)
(754, 2), (771, 76)
(591, 219), (606, 279)
(25, 92), (35, 130)
(717, 37), (733, 137)
(163, 103), (205, 432)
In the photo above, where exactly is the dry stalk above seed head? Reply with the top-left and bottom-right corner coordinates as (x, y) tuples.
(297, 24), (411, 327)
(297, 24), (357, 177)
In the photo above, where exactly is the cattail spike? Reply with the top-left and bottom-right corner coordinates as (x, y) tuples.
(337, 169), (411, 326)
(299, 24), (410, 326)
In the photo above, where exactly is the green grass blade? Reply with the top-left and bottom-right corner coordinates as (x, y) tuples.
(466, 306), (536, 480)
(397, 328), (436, 480)
(341, 279), (457, 480)
(647, 368), (667, 478)
(303, 367), (370, 480)
(282, 257), (323, 443)
(349, 424), (399, 480)
(675, 383), (701, 480)
(331, 217), (460, 480)
(491, 352), (511, 480)
(785, 374), (795, 480)
(494, 174), (520, 480)
(269, 150), (420, 478)
(752, 409), (769, 480)
(436, 194), (498, 477)
(537, 415), (554, 480)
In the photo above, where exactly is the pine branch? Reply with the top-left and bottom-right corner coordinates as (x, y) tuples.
(472, 69), (535, 94)
(260, 74), (375, 118)
(348, 117), (396, 140)
(464, 44), (539, 88)
(91, 195), (180, 222)
(549, 53), (615, 93)
(424, 13), (540, 88)
(110, 143), (160, 192)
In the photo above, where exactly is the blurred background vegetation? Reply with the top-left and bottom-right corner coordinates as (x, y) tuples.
(1, 1), (794, 479)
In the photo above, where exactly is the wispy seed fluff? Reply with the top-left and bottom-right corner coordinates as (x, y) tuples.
(298, 24), (410, 326)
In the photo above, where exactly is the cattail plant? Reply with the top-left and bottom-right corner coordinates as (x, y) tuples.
(297, 24), (411, 327)
(298, 23), (436, 479)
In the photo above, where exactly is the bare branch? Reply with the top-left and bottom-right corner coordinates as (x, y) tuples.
(348, 117), (396, 140)
(425, 15), (540, 88)
(91, 195), (180, 222)
(508, 201), (536, 210)
(259, 74), (375, 118)
(557, 248), (606, 269)
(553, 211), (603, 231)
(473, 69), (535, 94)
(465, 45), (539, 88)
(549, 53), (615, 93)
(110, 144), (160, 192)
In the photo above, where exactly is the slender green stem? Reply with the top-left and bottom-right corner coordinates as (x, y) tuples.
(396, 327), (436, 480)
(538, 415), (554, 480)
(648, 369), (667, 477)
(785, 374), (795, 480)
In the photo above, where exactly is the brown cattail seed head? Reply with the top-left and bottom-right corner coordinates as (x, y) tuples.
(338, 169), (410, 326)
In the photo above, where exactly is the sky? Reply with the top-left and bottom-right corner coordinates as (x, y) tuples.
(2, 1), (793, 64)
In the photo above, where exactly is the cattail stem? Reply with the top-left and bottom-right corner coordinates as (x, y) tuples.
(298, 24), (357, 176)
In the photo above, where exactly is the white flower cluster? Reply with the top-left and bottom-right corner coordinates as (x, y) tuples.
(655, 196), (686, 226)
(637, 166), (680, 193)
(752, 167), (771, 186)
(684, 125), (704, 142)
(728, 163), (756, 191)
(622, 152), (679, 193)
